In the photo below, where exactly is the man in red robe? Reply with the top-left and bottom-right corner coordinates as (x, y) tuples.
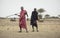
(19, 6), (28, 32)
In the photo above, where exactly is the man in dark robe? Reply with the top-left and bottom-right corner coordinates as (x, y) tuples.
(30, 8), (39, 32)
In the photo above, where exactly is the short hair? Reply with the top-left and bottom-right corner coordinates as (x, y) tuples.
(34, 8), (36, 10)
(21, 6), (23, 8)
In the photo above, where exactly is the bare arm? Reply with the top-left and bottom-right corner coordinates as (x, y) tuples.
(14, 14), (20, 17)
(25, 12), (28, 17)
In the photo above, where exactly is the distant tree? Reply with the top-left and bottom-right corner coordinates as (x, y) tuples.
(58, 15), (60, 18)
(38, 8), (45, 22)
(38, 8), (45, 13)
(51, 16), (59, 19)
(45, 14), (50, 18)
(38, 8), (45, 19)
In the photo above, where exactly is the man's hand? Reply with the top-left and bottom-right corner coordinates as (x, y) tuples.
(27, 17), (29, 21)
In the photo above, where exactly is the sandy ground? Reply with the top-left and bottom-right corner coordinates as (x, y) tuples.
(0, 18), (60, 38)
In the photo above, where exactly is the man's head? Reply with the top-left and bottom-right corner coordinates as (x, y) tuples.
(21, 6), (24, 10)
(34, 8), (37, 11)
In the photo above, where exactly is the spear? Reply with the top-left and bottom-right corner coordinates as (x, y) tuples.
(6, 13), (19, 18)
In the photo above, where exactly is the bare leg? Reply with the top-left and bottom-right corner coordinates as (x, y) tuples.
(32, 25), (34, 32)
(19, 26), (22, 32)
(36, 25), (39, 32)
(25, 28), (28, 33)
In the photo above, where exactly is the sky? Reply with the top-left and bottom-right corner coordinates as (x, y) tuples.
(0, 0), (60, 18)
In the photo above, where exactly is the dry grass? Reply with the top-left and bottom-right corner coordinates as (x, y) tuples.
(0, 18), (60, 38)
